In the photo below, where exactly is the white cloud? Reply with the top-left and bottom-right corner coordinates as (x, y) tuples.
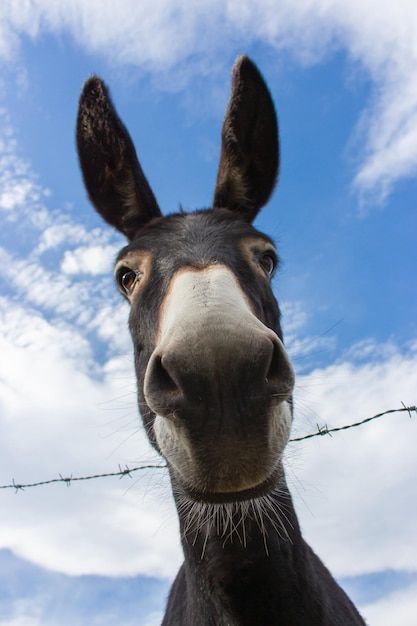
(0, 109), (184, 580)
(1, 283), (416, 590)
(281, 301), (309, 339)
(141, 612), (165, 626)
(0, 586), (167, 626)
(0, 296), (181, 579)
(0, 246), (98, 322)
(0, 615), (40, 626)
(35, 223), (102, 254)
(0, 297), (92, 367)
(0, 110), (415, 586)
(361, 580), (417, 626)
(289, 342), (417, 577)
(281, 300), (337, 366)
(1, 1), (417, 200)
(0, 597), (44, 626)
(0, 112), (48, 220)
(0, 115), (124, 331)
(61, 244), (119, 276)
(0, 112), (121, 255)
(88, 301), (132, 354)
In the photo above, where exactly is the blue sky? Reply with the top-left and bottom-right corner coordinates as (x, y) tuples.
(0, 2), (416, 625)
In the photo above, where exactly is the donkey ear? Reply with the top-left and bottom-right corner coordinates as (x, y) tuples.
(213, 56), (279, 222)
(76, 76), (161, 239)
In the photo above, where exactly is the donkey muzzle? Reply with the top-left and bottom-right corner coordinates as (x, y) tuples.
(143, 265), (294, 495)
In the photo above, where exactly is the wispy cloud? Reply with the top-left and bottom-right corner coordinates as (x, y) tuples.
(0, 110), (181, 579)
(1, 1), (417, 200)
(0, 111), (49, 222)
(361, 580), (417, 626)
(1, 285), (416, 587)
(0, 294), (180, 579)
(281, 301), (337, 370)
(35, 223), (106, 255)
(290, 340), (417, 577)
(61, 244), (120, 276)
(0, 114), (124, 336)
(0, 550), (168, 626)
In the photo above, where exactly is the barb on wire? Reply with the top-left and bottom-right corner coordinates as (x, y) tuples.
(0, 405), (415, 492)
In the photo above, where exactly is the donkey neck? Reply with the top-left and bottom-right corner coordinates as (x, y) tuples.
(168, 477), (363, 626)
(180, 481), (303, 623)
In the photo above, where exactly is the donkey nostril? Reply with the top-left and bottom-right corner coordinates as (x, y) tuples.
(144, 352), (186, 419)
(153, 354), (180, 395)
(266, 340), (295, 398)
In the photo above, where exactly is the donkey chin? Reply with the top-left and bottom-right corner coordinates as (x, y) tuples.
(152, 398), (293, 503)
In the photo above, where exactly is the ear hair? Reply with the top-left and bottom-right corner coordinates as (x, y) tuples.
(76, 76), (161, 239)
(213, 56), (279, 222)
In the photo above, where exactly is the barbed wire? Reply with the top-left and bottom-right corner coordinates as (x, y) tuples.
(289, 403), (416, 441)
(1, 404), (415, 492)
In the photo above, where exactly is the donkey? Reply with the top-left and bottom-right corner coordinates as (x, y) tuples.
(76, 56), (365, 626)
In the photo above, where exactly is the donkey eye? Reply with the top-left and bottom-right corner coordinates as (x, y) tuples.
(259, 252), (276, 277)
(117, 267), (140, 294)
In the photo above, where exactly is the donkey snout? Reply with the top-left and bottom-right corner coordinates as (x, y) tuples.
(144, 263), (294, 433)
(143, 266), (294, 493)
(144, 333), (293, 420)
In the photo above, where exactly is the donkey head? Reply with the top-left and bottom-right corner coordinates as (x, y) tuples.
(77, 56), (294, 503)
